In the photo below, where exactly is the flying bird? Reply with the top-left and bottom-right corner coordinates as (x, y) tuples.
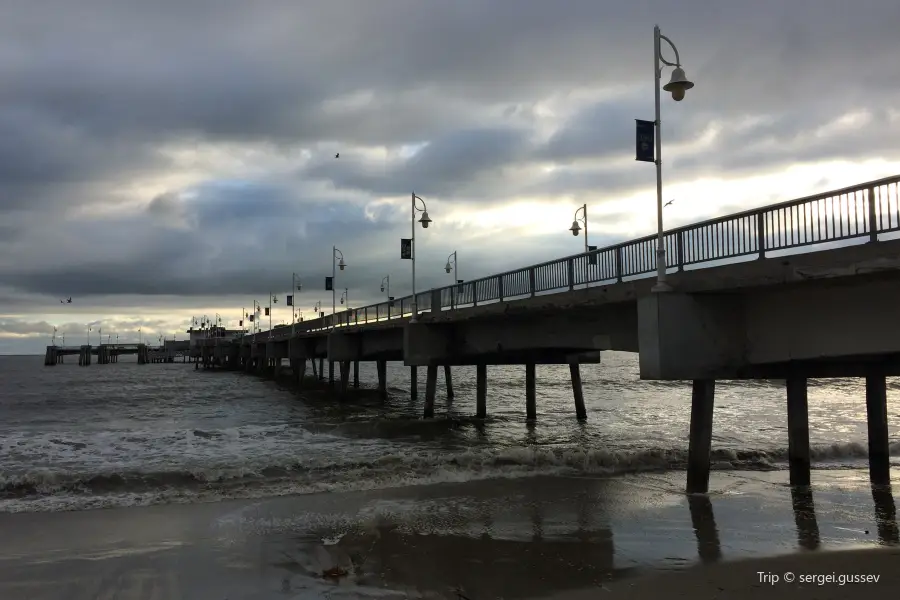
(664, 199), (675, 207)
(60, 297), (72, 303)
(335, 153), (340, 158)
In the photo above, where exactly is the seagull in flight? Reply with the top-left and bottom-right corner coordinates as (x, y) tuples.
(664, 199), (675, 207)
(335, 153), (340, 158)
(60, 297), (72, 303)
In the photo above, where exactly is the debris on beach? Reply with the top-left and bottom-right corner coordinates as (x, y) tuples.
(322, 565), (349, 579)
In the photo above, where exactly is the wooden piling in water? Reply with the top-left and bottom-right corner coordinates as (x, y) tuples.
(410, 366), (417, 401)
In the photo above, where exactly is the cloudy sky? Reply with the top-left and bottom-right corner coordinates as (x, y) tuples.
(2, 0), (900, 353)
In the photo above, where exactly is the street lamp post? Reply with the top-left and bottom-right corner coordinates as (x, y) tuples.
(313, 301), (321, 320)
(380, 275), (392, 318)
(340, 288), (348, 307)
(410, 192), (432, 322)
(652, 24), (694, 292)
(444, 251), (459, 308)
(291, 273), (302, 336)
(569, 204), (589, 289)
(332, 246), (346, 329)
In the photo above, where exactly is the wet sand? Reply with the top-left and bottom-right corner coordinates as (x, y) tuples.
(0, 469), (897, 599)
(552, 547), (900, 599)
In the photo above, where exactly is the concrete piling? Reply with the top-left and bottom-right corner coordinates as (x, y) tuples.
(328, 360), (334, 388)
(686, 379), (715, 494)
(376, 359), (387, 401)
(865, 366), (891, 485)
(424, 365), (438, 418)
(444, 365), (454, 400)
(339, 360), (351, 398)
(569, 363), (587, 420)
(476, 364), (487, 418)
(525, 362), (536, 421)
(353, 360), (359, 388)
(410, 366), (418, 401)
(786, 375), (811, 486)
(318, 358), (324, 380)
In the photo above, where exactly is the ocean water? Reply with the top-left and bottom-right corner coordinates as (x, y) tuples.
(1, 353), (898, 513)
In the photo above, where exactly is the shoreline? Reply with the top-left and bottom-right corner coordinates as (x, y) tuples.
(0, 468), (897, 599)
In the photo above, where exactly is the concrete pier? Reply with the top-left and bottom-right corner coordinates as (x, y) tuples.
(410, 366), (418, 401)
(686, 379), (715, 494)
(353, 360), (359, 388)
(786, 375), (811, 486)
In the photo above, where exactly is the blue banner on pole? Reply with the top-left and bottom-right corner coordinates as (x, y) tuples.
(635, 119), (655, 162)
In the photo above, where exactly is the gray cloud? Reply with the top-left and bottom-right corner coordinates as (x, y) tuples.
(2, 0), (900, 353)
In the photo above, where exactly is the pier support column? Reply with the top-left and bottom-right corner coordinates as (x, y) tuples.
(318, 358), (324, 380)
(296, 359), (307, 388)
(786, 375), (811, 486)
(476, 364), (487, 418)
(353, 361), (360, 388)
(569, 363), (587, 420)
(377, 359), (387, 401)
(444, 365), (454, 400)
(424, 365), (438, 418)
(339, 360), (351, 399)
(310, 357), (318, 379)
(525, 362), (536, 421)
(410, 366), (418, 401)
(686, 379), (716, 494)
(328, 360), (334, 388)
(865, 366), (891, 485)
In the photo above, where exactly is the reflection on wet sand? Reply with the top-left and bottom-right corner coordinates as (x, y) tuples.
(790, 486), (821, 550)
(688, 494), (722, 563)
(872, 484), (899, 545)
(329, 480), (622, 599)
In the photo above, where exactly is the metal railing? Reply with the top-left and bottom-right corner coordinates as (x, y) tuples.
(236, 174), (900, 343)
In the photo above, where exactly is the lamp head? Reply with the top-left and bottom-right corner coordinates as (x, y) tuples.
(340, 297), (344, 304)
(380, 285), (385, 292)
(663, 67), (694, 102)
(569, 220), (581, 236)
(444, 263), (452, 274)
(338, 258), (346, 271)
(419, 210), (432, 228)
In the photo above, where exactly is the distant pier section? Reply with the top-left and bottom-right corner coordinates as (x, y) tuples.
(43, 340), (191, 366)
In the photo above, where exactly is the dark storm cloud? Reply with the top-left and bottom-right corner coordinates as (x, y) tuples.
(304, 126), (535, 197)
(1, 0), (900, 356)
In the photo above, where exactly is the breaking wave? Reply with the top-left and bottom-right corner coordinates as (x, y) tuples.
(3, 440), (898, 512)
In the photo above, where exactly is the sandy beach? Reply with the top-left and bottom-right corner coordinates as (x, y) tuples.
(0, 468), (896, 599)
